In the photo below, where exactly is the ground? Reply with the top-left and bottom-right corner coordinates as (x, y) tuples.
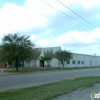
(53, 83), (100, 100)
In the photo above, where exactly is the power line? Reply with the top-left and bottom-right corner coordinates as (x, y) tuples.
(41, 0), (93, 30)
(68, 4), (100, 26)
(92, 6), (100, 15)
(57, 0), (97, 28)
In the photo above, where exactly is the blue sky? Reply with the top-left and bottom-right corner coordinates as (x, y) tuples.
(0, 0), (25, 8)
(0, 0), (100, 55)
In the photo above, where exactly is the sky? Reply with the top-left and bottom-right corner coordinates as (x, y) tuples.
(0, 0), (100, 55)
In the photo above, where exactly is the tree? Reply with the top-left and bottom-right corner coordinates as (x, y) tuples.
(41, 49), (54, 68)
(54, 50), (72, 68)
(0, 33), (35, 71)
(32, 47), (41, 67)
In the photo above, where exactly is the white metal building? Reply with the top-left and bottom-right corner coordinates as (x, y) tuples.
(24, 46), (61, 67)
(66, 53), (100, 68)
(24, 46), (100, 68)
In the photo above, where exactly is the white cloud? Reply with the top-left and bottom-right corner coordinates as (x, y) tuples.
(59, 0), (100, 9)
(0, 0), (100, 34)
(54, 28), (100, 44)
(35, 27), (100, 45)
(30, 34), (37, 41)
(74, 0), (100, 9)
(35, 35), (59, 47)
(0, 0), (68, 34)
(36, 39), (50, 47)
(35, 27), (100, 55)
(0, 0), (51, 34)
(0, 0), (100, 55)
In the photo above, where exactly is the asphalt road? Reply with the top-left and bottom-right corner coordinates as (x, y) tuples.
(0, 68), (100, 92)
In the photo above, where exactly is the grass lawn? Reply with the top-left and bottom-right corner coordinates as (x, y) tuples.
(4, 66), (100, 73)
(0, 76), (100, 100)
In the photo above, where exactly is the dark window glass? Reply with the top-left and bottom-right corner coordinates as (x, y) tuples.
(67, 61), (70, 64)
(82, 61), (84, 64)
(72, 61), (75, 64)
(78, 61), (80, 64)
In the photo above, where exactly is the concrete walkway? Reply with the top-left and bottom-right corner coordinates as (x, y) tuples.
(52, 83), (100, 100)
(0, 68), (15, 76)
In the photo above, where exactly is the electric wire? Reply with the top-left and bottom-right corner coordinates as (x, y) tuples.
(68, 4), (100, 27)
(41, 0), (93, 30)
(57, 0), (97, 28)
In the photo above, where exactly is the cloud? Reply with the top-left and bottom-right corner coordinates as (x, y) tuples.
(0, 0), (100, 56)
(74, 0), (100, 9)
(35, 27), (100, 55)
(0, 0), (52, 34)
(0, 0), (67, 34)
(61, 0), (100, 9)
(0, 0), (100, 35)
(55, 28), (100, 44)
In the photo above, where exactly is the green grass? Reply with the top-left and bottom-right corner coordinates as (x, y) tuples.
(4, 66), (100, 73)
(0, 76), (100, 100)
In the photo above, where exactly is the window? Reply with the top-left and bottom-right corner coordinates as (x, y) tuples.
(72, 61), (75, 64)
(82, 61), (84, 64)
(67, 61), (70, 64)
(78, 61), (80, 64)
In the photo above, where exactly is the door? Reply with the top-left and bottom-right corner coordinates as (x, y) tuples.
(40, 60), (44, 67)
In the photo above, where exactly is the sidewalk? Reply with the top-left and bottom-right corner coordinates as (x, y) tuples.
(0, 72), (10, 76)
(52, 83), (100, 100)
(0, 68), (40, 76)
(0, 68), (16, 76)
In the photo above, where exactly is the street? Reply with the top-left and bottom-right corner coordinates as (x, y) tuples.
(0, 68), (100, 92)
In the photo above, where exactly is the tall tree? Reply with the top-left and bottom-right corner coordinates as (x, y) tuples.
(0, 33), (35, 71)
(54, 50), (72, 68)
(32, 47), (41, 67)
(41, 49), (54, 68)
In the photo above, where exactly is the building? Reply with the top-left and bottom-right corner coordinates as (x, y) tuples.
(66, 53), (100, 68)
(24, 46), (100, 68)
(24, 46), (61, 67)
(0, 61), (5, 68)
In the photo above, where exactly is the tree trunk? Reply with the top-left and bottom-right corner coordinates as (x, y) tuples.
(63, 61), (65, 68)
(34, 60), (37, 67)
(28, 61), (30, 68)
(16, 56), (18, 71)
(47, 60), (50, 68)
(58, 60), (60, 68)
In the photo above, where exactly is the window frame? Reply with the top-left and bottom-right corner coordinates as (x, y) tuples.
(72, 61), (75, 64)
(78, 61), (80, 64)
(67, 61), (70, 64)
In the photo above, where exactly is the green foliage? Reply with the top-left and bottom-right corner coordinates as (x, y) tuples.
(54, 50), (72, 67)
(41, 49), (54, 67)
(0, 33), (35, 71)
(31, 48), (41, 67)
(32, 48), (41, 61)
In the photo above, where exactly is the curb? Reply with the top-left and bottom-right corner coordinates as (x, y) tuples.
(0, 72), (39, 76)
(0, 73), (20, 76)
